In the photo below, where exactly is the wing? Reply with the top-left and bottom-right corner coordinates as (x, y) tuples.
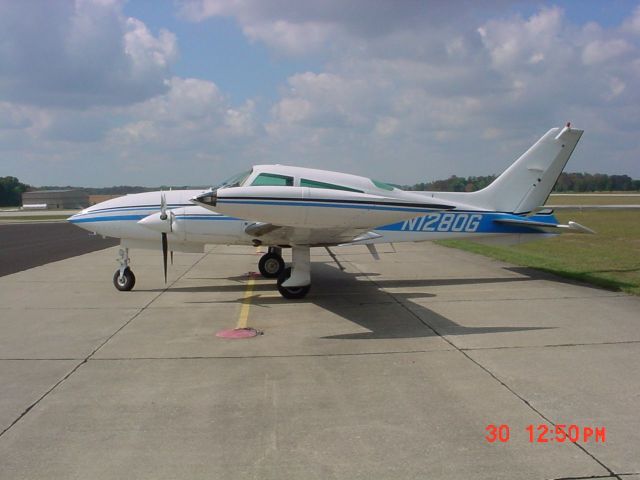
(243, 221), (375, 246)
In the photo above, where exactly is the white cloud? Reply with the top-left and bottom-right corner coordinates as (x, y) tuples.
(478, 7), (564, 70)
(0, 0), (177, 107)
(3, 1), (640, 186)
(178, 0), (493, 57)
(242, 20), (336, 55)
(110, 77), (259, 147)
(607, 76), (626, 99)
(622, 5), (640, 34)
(582, 39), (634, 65)
(253, 3), (640, 181)
(124, 18), (177, 72)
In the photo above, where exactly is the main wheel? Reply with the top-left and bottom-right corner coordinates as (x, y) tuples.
(258, 252), (285, 278)
(113, 267), (136, 291)
(276, 267), (310, 299)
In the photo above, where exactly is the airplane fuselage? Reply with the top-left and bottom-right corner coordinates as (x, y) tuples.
(69, 189), (557, 249)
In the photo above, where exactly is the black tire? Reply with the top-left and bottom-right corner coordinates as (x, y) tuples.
(258, 252), (285, 278)
(113, 268), (136, 291)
(276, 267), (311, 299)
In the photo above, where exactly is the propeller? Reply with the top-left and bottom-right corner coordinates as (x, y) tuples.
(160, 192), (168, 221)
(162, 231), (168, 283)
(159, 192), (173, 283)
(136, 193), (175, 283)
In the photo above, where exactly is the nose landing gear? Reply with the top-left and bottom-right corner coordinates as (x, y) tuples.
(113, 268), (136, 291)
(113, 248), (136, 291)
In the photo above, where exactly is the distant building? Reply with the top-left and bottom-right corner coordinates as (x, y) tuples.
(22, 189), (89, 210)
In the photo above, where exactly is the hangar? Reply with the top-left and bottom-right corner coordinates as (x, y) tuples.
(22, 189), (89, 210)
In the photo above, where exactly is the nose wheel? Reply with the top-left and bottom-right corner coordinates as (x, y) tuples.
(258, 249), (285, 278)
(113, 247), (136, 291)
(113, 267), (136, 291)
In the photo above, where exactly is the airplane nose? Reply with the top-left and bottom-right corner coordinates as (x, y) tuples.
(67, 205), (95, 223)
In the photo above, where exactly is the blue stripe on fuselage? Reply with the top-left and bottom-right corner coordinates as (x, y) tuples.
(69, 214), (148, 223)
(375, 212), (558, 234)
(86, 204), (190, 214)
(68, 213), (238, 224)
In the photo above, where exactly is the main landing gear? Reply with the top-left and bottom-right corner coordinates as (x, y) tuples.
(258, 247), (285, 278)
(276, 246), (311, 299)
(113, 248), (136, 291)
(258, 246), (312, 299)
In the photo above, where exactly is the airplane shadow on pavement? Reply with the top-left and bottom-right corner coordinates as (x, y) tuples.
(165, 262), (551, 340)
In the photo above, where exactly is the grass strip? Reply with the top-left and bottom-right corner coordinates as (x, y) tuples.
(437, 210), (640, 296)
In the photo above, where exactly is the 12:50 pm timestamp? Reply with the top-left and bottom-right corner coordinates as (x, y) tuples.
(486, 424), (606, 443)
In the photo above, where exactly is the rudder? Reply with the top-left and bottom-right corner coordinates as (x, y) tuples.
(465, 125), (583, 213)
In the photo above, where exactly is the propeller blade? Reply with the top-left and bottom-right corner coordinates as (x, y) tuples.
(160, 192), (167, 220)
(161, 232), (168, 283)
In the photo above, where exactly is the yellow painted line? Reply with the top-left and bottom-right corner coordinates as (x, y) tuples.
(236, 275), (256, 329)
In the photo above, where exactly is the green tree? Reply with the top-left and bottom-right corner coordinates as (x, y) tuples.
(0, 176), (30, 207)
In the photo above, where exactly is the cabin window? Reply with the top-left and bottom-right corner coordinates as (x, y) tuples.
(251, 173), (294, 187)
(300, 178), (363, 193)
(371, 179), (397, 191)
(217, 170), (252, 189)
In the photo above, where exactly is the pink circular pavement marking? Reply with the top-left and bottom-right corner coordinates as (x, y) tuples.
(216, 328), (261, 339)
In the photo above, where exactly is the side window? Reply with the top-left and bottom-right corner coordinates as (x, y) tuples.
(371, 179), (396, 191)
(300, 178), (363, 193)
(251, 173), (294, 187)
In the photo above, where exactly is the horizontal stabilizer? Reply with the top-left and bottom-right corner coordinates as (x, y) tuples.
(566, 221), (596, 234)
(342, 231), (383, 245)
(493, 218), (595, 234)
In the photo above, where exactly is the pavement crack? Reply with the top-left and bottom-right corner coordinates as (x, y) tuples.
(549, 475), (620, 480)
(0, 359), (89, 438)
(460, 340), (640, 352)
(417, 294), (625, 304)
(0, 250), (211, 440)
(550, 474), (639, 480)
(345, 257), (623, 480)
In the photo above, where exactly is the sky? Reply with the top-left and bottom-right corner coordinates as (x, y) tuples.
(0, 0), (639, 187)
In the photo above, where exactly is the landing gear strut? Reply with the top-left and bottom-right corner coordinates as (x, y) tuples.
(113, 248), (136, 291)
(258, 247), (285, 278)
(277, 246), (311, 299)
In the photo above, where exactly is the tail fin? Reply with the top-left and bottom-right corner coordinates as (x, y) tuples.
(463, 125), (583, 213)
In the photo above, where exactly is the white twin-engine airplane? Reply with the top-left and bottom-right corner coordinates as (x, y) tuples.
(69, 124), (593, 299)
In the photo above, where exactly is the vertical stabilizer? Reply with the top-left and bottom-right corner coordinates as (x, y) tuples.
(463, 125), (583, 213)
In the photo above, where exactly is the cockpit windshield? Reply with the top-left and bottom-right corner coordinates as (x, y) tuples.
(215, 169), (252, 189)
